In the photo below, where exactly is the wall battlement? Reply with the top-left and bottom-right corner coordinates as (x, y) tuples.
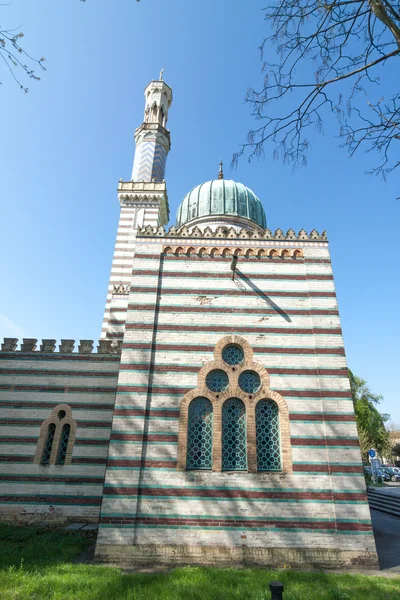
(1, 338), (122, 355)
(138, 225), (328, 241)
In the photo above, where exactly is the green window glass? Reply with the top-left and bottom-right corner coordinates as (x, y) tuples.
(56, 424), (71, 466)
(187, 397), (213, 470)
(222, 344), (244, 366)
(222, 398), (247, 471)
(256, 400), (281, 471)
(41, 423), (56, 465)
(206, 369), (229, 392)
(238, 370), (261, 394)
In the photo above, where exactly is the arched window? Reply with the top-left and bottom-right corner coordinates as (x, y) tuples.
(56, 424), (71, 466)
(222, 398), (247, 471)
(256, 400), (281, 471)
(187, 397), (213, 470)
(41, 423), (56, 465)
(35, 404), (76, 466)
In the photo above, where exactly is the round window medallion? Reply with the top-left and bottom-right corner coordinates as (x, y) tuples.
(57, 409), (66, 420)
(222, 344), (244, 366)
(206, 369), (229, 393)
(238, 371), (261, 394)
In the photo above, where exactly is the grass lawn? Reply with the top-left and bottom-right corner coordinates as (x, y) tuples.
(0, 523), (399, 600)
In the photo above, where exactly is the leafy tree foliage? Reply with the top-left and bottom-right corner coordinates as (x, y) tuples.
(349, 370), (390, 460)
(235, 0), (400, 178)
(391, 441), (400, 458)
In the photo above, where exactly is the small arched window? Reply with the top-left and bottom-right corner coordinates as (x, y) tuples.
(41, 423), (56, 466)
(256, 400), (281, 471)
(56, 424), (71, 466)
(35, 404), (76, 467)
(187, 397), (213, 470)
(222, 398), (247, 471)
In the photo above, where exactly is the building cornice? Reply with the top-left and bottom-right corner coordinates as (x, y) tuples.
(117, 181), (169, 225)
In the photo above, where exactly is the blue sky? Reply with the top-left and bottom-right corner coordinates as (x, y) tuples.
(1, 0), (399, 422)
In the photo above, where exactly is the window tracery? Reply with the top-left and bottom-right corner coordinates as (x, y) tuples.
(222, 343), (244, 366)
(34, 404), (76, 466)
(238, 370), (261, 394)
(186, 397), (213, 470)
(41, 423), (56, 466)
(177, 336), (292, 473)
(56, 424), (71, 465)
(206, 369), (229, 393)
(222, 398), (247, 471)
(256, 400), (281, 471)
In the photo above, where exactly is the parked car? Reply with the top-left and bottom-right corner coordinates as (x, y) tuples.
(363, 466), (390, 481)
(381, 467), (400, 482)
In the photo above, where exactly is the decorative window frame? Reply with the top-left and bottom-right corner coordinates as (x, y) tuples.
(34, 403), (77, 466)
(177, 335), (292, 473)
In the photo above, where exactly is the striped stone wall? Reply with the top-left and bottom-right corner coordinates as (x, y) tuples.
(0, 340), (119, 523)
(95, 234), (378, 567)
(101, 201), (161, 341)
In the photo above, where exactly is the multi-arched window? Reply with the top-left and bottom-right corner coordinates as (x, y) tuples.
(34, 404), (76, 466)
(179, 336), (292, 473)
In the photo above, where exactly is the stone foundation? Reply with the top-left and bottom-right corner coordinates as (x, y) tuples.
(94, 544), (379, 569)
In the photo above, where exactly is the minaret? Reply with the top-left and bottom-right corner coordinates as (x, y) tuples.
(132, 69), (172, 183)
(101, 73), (172, 341)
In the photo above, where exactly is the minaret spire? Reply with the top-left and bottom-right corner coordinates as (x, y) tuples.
(218, 160), (224, 180)
(131, 76), (172, 183)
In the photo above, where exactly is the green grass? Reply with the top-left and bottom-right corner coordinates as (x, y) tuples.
(0, 523), (399, 600)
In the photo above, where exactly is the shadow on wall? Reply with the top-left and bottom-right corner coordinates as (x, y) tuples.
(235, 270), (292, 323)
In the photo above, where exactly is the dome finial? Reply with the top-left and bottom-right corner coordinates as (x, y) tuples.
(218, 160), (224, 180)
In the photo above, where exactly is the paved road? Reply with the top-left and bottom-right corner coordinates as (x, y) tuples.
(371, 484), (400, 496)
(371, 509), (400, 572)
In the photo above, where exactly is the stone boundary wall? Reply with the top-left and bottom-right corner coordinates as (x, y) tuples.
(0, 339), (119, 523)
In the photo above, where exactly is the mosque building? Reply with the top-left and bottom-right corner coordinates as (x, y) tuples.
(0, 74), (378, 568)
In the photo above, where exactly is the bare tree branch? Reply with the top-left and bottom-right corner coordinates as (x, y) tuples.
(0, 1), (87, 92)
(0, 24), (46, 92)
(234, 0), (400, 178)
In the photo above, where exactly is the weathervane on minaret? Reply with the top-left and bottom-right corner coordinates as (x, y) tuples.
(159, 68), (164, 81)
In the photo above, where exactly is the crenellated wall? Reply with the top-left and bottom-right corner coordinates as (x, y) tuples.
(0, 339), (119, 523)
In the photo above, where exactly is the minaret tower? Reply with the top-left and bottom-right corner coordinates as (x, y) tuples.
(101, 73), (172, 341)
(132, 69), (172, 183)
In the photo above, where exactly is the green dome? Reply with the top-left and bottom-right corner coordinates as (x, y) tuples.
(176, 179), (267, 229)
